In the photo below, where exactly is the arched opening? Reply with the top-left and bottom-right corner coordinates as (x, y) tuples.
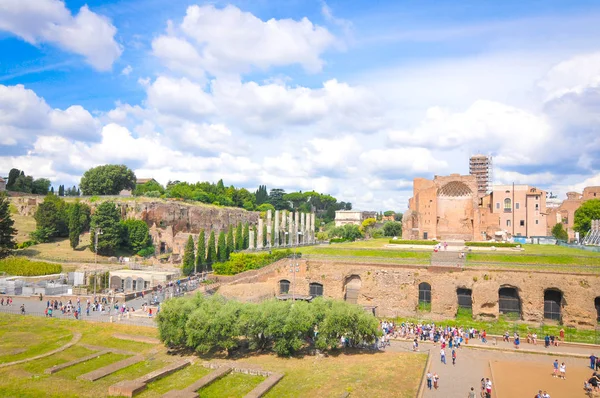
(544, 289), (563, 320)
(136, 277), (145, 291)
(457, 288), (472, 310)
(124, 277), (133, 291)
(504, 198), (512, 211)
(109, 276), (121, 290)
(279, 280), (290, 295)
(309, 283), (323, 297)
(344, 275), (362, 304)
(595, 297), (600, 323)
(418, 282), (431, 310)
(499, 287), (521, 317)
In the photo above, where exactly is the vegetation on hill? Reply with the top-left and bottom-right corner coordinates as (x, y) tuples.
(157, 294), (380, 357)
(0, 193), (16, 259)
(5, 168), (51, 195)
(79, 164), (137, 196)
(0, 257), (61, 276)
(212, 249), (297, 275)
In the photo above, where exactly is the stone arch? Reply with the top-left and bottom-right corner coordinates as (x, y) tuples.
(136, 277), (145, 291)
(110, 276), (121, 290)
(124, 277), (133, 291)
(498, 286), (521, 318)
(344, 275), (362, 304)
(418, 282), (431, 304)
(456, 287), (472, 310)
(309, 282), (323, 297)
(544, 288), (563, 321)
(279, 279), (290, 295)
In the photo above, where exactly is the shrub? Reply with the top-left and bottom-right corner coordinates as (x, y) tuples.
(388, 239), (437, 245)
(17, 240), (36, 249)
(329, 238), (347, 243)
(0, 257), (62, 276)
(464, 242), (518, 247)
(212, 249), (298, 275)
(30, 227), (56, 243)
(137, 246), (155, 257)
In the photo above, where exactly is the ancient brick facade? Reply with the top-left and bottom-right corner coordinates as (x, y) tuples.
(547, 187), (600, 241)
(218, 258), (600, 329)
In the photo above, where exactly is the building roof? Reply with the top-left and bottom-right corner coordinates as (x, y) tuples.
(136, 178), (156, 184)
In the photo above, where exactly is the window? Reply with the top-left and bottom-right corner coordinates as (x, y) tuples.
(309, 283), (323, 297)
(279, 280), (290, 295)
(535, 204), (539, 210)
(507, 220), (511, 227)
(536, 220), (539, 225)
(504, 198), (512, 212)
(418, 282), (431, 304)
(520, 220), (525, 227)
(515, 203), (520, 210)
(496, 202), (500, 209)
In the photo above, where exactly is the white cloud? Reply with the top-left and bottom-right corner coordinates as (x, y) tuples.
(153, 4), (335, 77)
(539, 52), (600, 100)
(121, 65), (133, 76)
(0, 0), (122, 71)
(146, 76), (215, 119)
(360, 148), (448, 178)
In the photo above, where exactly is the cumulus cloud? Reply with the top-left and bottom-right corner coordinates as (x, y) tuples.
(0, 0), (122, 70)
(153, 4), (335, 77)
(359, 148), (448, 179)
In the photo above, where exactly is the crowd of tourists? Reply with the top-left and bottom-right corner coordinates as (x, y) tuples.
(0, 296), (13, 306)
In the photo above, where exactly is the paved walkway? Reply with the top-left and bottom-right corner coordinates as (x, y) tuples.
(389, 338), (599, 398)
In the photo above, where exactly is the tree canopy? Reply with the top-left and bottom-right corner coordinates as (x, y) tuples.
(574, 199), (600, 236)
(551, 222), (568, 241)
(0, 193), (16, 259)
(90, 201), (122, 255)
(80, 164), (137, 195)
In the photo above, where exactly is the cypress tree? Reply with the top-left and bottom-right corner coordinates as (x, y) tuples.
(50, 187), (54, 195)
(0, 194), (17, 259)
(235, 222), (243, 251)
(58, 185), (64, 196)
(217, 231), (227, 262)
(196, 229), (206, 273)
(206, 230), (216, 267)
(243, 222), (250, 249)
(182, 235), (195, 276)
(262, 223), (267, 247)
(226, 227), (234, 258)
(68, 202), (82, 249)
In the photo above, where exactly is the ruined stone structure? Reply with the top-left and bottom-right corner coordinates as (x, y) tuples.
(217, 258), (600, 328)
(334, 210), (378, 227)
(0, 176), (5, 192)
(547, 187), (600, 241)
(403, 174), (547, 241)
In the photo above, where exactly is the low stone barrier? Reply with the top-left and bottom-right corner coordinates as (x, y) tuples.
(108, 359), (192, 397)
(112, 333), (160, 344)
(243, 372), (284, 398)
(162, 366), (232, 398)
(78, 355), (144, 381)
(45, 350), (110, 374)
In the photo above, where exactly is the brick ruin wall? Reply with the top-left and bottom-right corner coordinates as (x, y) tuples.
(217, 258), (600, 329)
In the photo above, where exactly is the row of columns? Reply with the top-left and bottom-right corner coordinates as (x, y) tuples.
(249, 210), (316, 250)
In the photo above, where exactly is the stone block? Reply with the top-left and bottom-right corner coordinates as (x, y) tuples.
(243, 373), (284, 398)
(78, 355), (144, 381)
(45, 350), (110, 374)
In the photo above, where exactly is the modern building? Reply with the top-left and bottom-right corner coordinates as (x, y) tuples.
(487, 184), (547, 238)
(334, 210), (377, 227)
(469, 155), (492, 197)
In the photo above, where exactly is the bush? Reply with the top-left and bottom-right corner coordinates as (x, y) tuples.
(157, 294), (380, 357)
(30, 227), (56, 243)
(137, 245), (155, 257)
(17, 240), (36, 249)
(464, 242), (519, 247)
(388, 239), (437, 245)
(0, 257), (62, 276)
(329, 238), (347, 243)
(212, 249), (298, 275)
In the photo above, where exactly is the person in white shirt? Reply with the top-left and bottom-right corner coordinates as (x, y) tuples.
(559, 362), (566, 379)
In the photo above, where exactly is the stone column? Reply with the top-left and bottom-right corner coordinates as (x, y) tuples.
(249, 229), (255, 250)
(311, 212), (316, 243)
(295, 211), (300, 246)
(300, 212), (306, 245)
(257, 218), (264, 249)
(288, 211), (293, 246)
(274, 210), (280, 247)
(266, 210), (272, 248)
(280, 210), (287, 246)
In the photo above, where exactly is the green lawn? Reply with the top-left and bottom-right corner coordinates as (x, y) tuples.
(198, 372), (265, 397)
(0, 318), (72, 364)
(301, 246), (431, 264)
(138, 364), (212, 397)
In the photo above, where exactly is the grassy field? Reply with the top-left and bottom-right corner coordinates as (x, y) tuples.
(11, 213), (36, 244)
(0, 314), (426, 397)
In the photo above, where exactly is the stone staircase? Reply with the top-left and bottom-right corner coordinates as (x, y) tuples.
(430, 241), (466, 269)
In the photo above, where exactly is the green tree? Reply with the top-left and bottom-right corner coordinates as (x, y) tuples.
(6, 169), (20, 190)
(383, 221), (402, 237)
(134, 180), (165, 196)
(206, 230), (217, 267)
(32, 178), (51, 195)
(243, 222), (250, 249)
(0, 193), (17, 259)
(182, 235), (195, 276)
(196, 230), (206, 272)
(267, 188), (288, 210)
(574, 199), (600, 236)
(226, 227), (234, 258)
(262, 222), (268, 247)
(34, 194), (68, 237)
(235, 222), (243, 251)
(58, 185), (64, 196)
(90, 201), (122, 255)
(217, 231), (227, 262)
(256, 203), (275, 212)
(68, 202), (83, 249)
(551, 223), (569, 241)
(283, 192), (306, 210)
(255, 185), (268, 205)
(121, 219), (151, 252)
(12, 174), (33, 193)
(79, 164), (137, 195)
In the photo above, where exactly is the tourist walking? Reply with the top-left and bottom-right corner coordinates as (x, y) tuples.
(553, 359), (559, 377)
(591, 354), (598, 370)
(484, 378), (492, 398)
(426, 371), (432, 389)
(433, 373), (439, 389)
(440, 347), (446, 364)
(559, 362), (566, 379)
(452, 349), (457, 365)
(468, 387), (476, 398)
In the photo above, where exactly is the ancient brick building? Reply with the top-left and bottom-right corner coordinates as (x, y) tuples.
(547, 187), (600, 241)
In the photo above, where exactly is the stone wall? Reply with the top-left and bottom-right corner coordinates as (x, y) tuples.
(218, 258), (600, 329)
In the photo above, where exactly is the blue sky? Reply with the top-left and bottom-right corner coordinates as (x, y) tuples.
(1, 0), (600, 210)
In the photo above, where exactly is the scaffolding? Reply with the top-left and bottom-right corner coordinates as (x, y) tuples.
(583, 220), (600, 246)
(469, 154), (493, 197)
